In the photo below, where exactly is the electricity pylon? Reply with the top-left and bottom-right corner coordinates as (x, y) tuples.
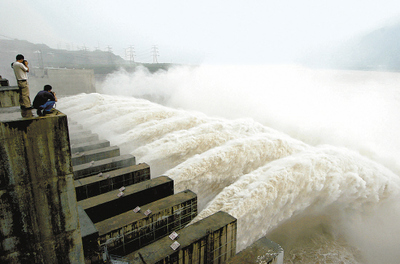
(152, 45), (159, 63)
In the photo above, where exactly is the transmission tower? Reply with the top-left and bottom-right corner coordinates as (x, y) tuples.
(151, 45), (159, 63)
(125, 46), (135, 63)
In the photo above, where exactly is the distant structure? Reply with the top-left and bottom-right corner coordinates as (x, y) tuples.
(152, 45), (159, 63)
(125, 46), (135, 63)
(33, 50), (44, 69)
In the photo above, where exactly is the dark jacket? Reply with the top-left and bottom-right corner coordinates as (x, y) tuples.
(33, 90), (55, 109)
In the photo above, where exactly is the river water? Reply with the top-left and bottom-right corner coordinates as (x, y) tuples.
(59, 64), (400, 263)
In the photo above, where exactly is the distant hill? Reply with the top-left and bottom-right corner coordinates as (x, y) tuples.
(0, 39), (176, 83)
(300, 21), (400, 71)
(0, 39), (125, 68)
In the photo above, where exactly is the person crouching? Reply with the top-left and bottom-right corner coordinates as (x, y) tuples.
(33, 84), (58, 116)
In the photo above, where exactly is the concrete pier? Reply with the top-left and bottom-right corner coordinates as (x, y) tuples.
(96, 190), (198, 257)
(128, 211), (237, 264)
(78, 175), (174, 223)
(73, 154), (136, 179)
(71, 139), (111, 153)
(0, 107), (84, 263)
(74, 163), (151, 201)
(71, 145), (120, 166)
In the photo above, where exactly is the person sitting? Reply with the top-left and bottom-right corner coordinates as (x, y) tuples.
(33, 84), (58, 116)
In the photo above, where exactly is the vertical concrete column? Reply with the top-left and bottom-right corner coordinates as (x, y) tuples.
(0, 87), (19, 107)
(0, 110), (84, 263)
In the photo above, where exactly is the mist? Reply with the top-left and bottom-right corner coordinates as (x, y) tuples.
(54, 64), (400, 263)
(97, 65), (400, 176)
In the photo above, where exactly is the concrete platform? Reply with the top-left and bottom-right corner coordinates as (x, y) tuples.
(71, 139), (111, 154)
(73, 154), (136, 179)
(72, 145), (120, 166)
(77, 175), (174, 223)
(95, 190), (198, 256)
(74, 163), (151, 201)
(128, 211), (236, 264)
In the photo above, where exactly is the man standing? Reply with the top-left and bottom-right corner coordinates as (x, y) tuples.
(33, 85), (58, 116)
(12, 54), (32, 109)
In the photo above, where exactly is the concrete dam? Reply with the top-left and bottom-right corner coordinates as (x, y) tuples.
(0, 82), (283, 263)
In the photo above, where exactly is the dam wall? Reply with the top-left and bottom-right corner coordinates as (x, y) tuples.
(29, 68), (96, 97)
(0, 107), (84, 263)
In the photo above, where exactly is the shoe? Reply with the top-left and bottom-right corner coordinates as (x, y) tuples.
(36, 109), (43, 116)
(20, 106), (33, 110)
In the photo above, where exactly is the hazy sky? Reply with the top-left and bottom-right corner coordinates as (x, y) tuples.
(3, 0), (400, 64)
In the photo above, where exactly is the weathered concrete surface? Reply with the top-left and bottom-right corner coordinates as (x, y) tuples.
(128, 211), (237, 264)
(226, 237), (284, 264)
(71, 145), (120, 166)
(0, 86), (19, 107)
(96, 190), (198, 257)
(74, 163), (151, 201)
(78, 175), (174, 223)
(78, 206), (100, 263)
(73, 154), (136, 179)
(0, 107), (84, 263)
(71, 139), (111, 154)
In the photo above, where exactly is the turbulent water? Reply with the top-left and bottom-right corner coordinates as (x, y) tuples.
(59, 65), (400, 263)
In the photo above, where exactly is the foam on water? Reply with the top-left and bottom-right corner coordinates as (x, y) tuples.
(60, 65), (400, 263)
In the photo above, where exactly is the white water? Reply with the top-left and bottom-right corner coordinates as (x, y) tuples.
(59, 65), (400, 263)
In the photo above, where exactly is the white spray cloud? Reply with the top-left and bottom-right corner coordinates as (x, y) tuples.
(60, 65), (400, 263)
(98, 65), (400, 176)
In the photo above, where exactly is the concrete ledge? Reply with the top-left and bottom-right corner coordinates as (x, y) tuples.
(78, 175), (174, 223)
(128, 211), (237, 264)
(73, 154), (136, 179)
(0, 86), (19, 107)
(75, 163), (150, 201)
(72, 145), (120, 166)
(70, 133), (99, 145)
(71, 139), (111, 154)
(96, 190), (198, 256)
